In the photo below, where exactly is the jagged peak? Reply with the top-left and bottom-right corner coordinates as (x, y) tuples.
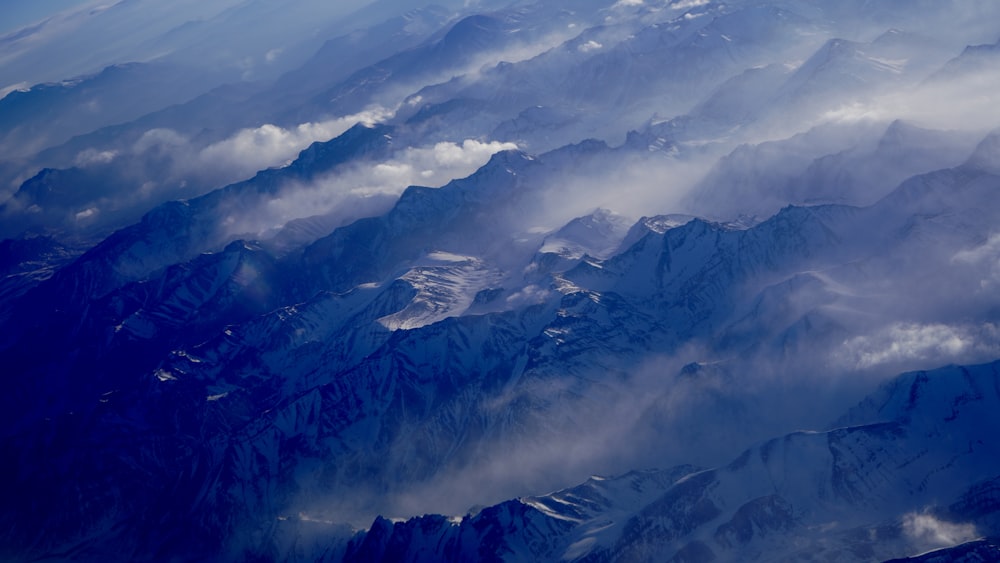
(963, 129), (1000, 175)
(878, 119), (922, 147)
(960, 37), (1000, 56)
(441, 14), (506, 42)
(836, 360), (1000, 428)
(538, 138), (611, 165)
(288, 122), (395, 178)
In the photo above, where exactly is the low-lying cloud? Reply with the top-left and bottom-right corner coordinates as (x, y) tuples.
(903, 511), (979, 551)
(198, 107), (396, 179)
(817, 66), (1000, 133)
(838, 322), (1000, 371)
(219, 138), (518, 241)
(953, 233), (1000, 290)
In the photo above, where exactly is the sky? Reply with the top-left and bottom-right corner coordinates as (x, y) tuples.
(0, 0), (93, 35)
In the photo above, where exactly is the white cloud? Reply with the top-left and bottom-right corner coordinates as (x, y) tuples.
(821, 102), (884, 124)
(219, 139), (518, 240)
(578, 40), (603, 53)
(903, 512), (978, 549)
(0, 81), (29, 100)
(265, 48), (283, 63)
(75, 206), (99, 221)
(74, 148), (118, 166)
(818, 72), (1000, 132)
(837, 322), (1000, 370)
(671, 0), (710, 9)
(133, 128), (190, 153)
(428, 139), (518, 169)
(505, 284), (551, 307)
(327, 139), (518, 198)
(198, 107), (396, 178)
(953, 233), (1000, 289)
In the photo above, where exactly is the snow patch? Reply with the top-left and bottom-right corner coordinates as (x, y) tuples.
(377, 256), (503, 330)
(155, 369), (177, 382)
(671, 0), (710, 9)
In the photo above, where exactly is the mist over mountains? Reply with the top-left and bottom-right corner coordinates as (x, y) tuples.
(2, 1), (1000, 561)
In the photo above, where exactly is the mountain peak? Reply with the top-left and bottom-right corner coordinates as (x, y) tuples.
(964, 129), (1000, 175)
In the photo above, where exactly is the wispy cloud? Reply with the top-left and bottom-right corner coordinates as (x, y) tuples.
(198, 107), (396, 178)
(903, 511), (979, 550)
(671, 0), (710, 10)
(218, 138), (518, 241)
(73, 148), (118, 167)
(953, 233), (1000, 290)
(836, 323), (1000, 371)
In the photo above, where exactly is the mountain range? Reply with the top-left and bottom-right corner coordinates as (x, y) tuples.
(1, 0), (999, 561)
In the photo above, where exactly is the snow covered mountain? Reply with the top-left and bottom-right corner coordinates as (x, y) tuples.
(343, 360), (1000, 562)
(1, 1), (1000, 561)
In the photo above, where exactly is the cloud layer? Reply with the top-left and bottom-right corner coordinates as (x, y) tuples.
(219, 138), (519, 241)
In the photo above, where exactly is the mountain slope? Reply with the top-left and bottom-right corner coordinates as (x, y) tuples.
(3, 1), (1000, 561)
(346, 360), (1000, 562)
